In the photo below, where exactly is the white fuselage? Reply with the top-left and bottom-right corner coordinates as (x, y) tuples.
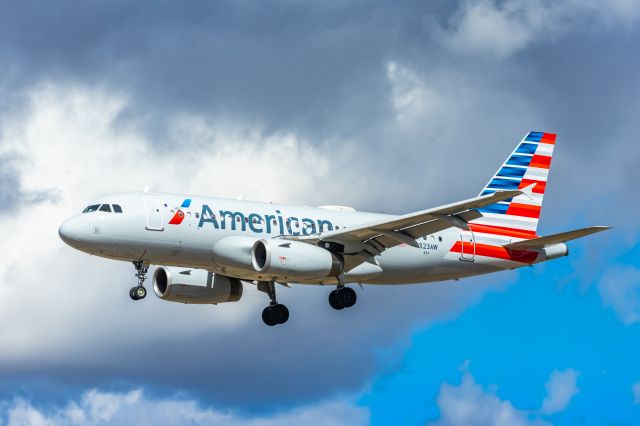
(58, 192), (546, 286)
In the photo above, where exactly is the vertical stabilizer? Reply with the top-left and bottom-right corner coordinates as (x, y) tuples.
(470, 131), (556, 240)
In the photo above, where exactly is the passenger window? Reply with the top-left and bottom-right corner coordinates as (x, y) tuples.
(82, 204), (100, 213)
(113, 204), (123, 213)
(99, 204), (112, 212)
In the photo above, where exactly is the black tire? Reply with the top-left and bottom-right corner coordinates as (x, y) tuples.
(129, 287), (139, 300)
(262, 307), (277, 326)
(273, 304), (289, 324)
(329, 290), (344, 310)
(135, 286), (147, 299)
(337, 287), (357, 308)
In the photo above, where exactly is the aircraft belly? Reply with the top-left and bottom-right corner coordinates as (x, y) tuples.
(369, 241), (502, 285)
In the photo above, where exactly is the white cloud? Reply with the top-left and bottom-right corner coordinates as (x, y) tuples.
(0, 82), (340, 363)
(597, 265), (640, 325)
(386, 61), (448, 129)
(438, 0), (552, 58)
(1, 388), (368, 426)
(430, 0), (640, 58)
(540, 369), (579, 415)
(0, 79), (514, 400)
(632, 380), (640, 405)
(429, 370), (550, 426)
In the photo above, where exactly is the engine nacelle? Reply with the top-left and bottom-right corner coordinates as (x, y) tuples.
(153, 267), (242, 304)
(251, 239), (343, 279)
(212, 236), (258, 269)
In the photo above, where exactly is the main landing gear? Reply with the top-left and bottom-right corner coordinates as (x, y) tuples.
(129, 261), (148, 301)
(329, 276), (357, 310)
(258, 281), (289, 326)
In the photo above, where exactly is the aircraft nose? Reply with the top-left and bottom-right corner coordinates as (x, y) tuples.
(58, 217), (86, 246)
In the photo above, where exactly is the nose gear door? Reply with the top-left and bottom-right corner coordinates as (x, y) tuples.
(143, 195), (164, 231)
(459, 231), (475, 261)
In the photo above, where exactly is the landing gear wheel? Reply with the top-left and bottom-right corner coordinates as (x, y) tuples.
(337, 287), (356, 308)
(262, 307), (277, 326)
(130, 261), (149, 301)
(329, 290), (344, 310)
(329, 287), (357, 310)
(129, 287), (139, 300)
(262, 304), (289, 326)
(135, 286), (147, 300)
(258, 281), (290, 326)
(271, 304), (289, 324)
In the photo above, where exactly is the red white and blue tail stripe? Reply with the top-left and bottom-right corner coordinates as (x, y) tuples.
(469, 131), (556, 240)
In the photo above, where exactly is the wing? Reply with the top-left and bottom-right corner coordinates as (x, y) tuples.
(287, 189), (525, 264)
(504, 226), (610, 250)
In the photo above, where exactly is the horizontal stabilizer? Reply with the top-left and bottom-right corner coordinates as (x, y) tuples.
(504, 226), (610, 250)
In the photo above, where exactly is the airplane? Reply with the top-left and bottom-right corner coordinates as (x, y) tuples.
(59, 132), (609, 326)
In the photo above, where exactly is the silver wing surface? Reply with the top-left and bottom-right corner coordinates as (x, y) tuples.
(286, 189), (524, 268)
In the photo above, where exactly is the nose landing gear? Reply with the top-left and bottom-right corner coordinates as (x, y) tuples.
(129, 261), (149, 301)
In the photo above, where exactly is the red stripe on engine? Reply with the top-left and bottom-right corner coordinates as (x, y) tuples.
(469, 223), (538, 239)
(450, 241), (539, 264)
(541, 133), (556, 144)
(529, 154), (552, 169)
(519, 179), (546, 194)
(506, 203), (541, 218)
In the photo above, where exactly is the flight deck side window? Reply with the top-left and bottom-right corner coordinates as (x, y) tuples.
(99, 204), (112, 212)
(82, 205), (100, 213)
(113, 204), (123, 213)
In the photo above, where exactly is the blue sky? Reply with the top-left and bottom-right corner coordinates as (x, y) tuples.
(0, 0), (638, 425)
(362, 240), (640, 425)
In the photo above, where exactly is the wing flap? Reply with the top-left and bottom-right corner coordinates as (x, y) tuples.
(504, 226), (610, 250)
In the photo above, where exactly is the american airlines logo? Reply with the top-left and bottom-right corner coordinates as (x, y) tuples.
(168, 199), (192, 225)
(197, 204), (334, 236)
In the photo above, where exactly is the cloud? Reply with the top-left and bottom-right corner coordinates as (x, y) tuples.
(539, 369), (580, 415)
(429, 0), (640, 58)
(0, 0), (633, 413)
(633, 381), (640, 405)
(429, 369), (550, 426)
(1, 388), (368, 426)
(597, 265), (640, 325)
(428, 367), (582, 425)
(433, 0), (555, 58)
(0, 81), (501, 406)
(386, 61), (447, 129)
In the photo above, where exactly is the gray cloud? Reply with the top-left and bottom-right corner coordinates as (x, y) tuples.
(0, 155), (23, 210)
(0, 0), (635, 414)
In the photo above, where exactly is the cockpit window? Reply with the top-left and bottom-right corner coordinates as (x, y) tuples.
(113, 204), (123, 213)
(99, 204), (112, 212)
(82, 204), (100, 213)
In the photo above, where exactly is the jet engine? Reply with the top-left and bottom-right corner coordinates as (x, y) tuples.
(251, 239), (343, 279)
(153, 266), (242, 304)
(212, 236), (258, 270)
